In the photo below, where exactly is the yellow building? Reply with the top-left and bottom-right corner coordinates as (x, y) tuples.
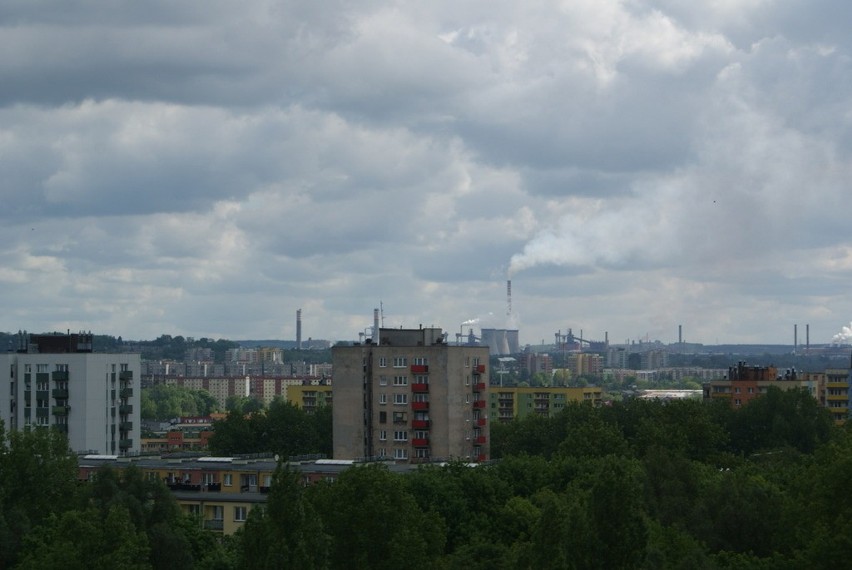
(489, 386), (602, 423)
(76, 454), (414, 535)
(286, 384), (333, 413)
(824, 368), (849, 424)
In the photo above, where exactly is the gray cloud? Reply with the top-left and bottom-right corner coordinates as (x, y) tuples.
(1, 1), (851, 345)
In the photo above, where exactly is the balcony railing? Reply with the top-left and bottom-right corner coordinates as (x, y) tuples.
(410, 364), (429, 374)
(119, 439), (133, 449)
(411, 401), (429, 411)
(203, 519), (224, 531)
(473, 364), (486, 375)
(52, 388), (69, 399)
(120, 388), (133, 399)
(54, 424), (68, 433)
(476, 454), (487, 462)
(412, 383), (429, 393)
(476, 418), (487, 427)
(472, 400), (486, 409)
(119, 421), (133, 432)
(474, 435), (487, 445)
(119, 405), (133, 415)
(412, 419), (431, 429)
(52, 371), (69, 382)
(473, 382), (486, 392)
(412, 438), (429, 447)
(51, 406), (69, 416)
(119, 370), (133, 381)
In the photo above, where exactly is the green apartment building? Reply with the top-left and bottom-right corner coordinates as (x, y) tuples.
(490, 386), (602, 423)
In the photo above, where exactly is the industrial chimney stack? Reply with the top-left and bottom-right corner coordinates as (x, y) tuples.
(296, 309), (302, 350)
(373, 308), (380, 345)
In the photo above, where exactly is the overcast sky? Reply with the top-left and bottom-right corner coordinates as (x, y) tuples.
(2, 1), (851, 346)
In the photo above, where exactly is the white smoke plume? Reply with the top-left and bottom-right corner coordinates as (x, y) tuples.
(832, 322), (852, 345)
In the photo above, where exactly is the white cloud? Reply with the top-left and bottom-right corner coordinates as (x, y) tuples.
(1, 1), (851, 345)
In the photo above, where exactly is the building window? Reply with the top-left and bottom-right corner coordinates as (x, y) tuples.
(378, 357), (387, 368)
(393, 411), (408, 423)
(393, 376), (408, 386)
(393, 393), (408, 405)
(379, 393), (387, 405)
(379, 411), (387, 424)
(379, 430), (387, 441)
(377, 448), (387, 458)
(393, 431), (408, 442)
(393, 357), (408, 368)
(413, 357), (428, 365)
(224, 474), (233, 486)
(394, 448), (408, 460)
(379, 375), (388, 386)
(36, 364), (49, 373)
(234, 506), (247, 522)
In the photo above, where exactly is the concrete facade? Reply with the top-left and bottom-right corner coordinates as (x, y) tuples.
(1, 334), (141, 455)
(333, 327), (490, 463)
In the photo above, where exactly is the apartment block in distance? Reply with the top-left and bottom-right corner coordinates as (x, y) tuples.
(0, 332), (141, 454)
(333, 326), (490, 463)
(702, 361), (823, 410)
(490, 386), (602, 423)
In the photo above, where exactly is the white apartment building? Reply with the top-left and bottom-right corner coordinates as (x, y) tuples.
(0, 333), (140, 455)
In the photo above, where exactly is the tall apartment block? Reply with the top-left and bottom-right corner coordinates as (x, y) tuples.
(0, 332), (140, 454)
(333, 326), (489, 463)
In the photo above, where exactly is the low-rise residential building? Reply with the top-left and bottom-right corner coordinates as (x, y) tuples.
(76, 454), (412, 535)
(489, 385), (602, 423)
(286, 384), (333, 413)
(702, 361), (850, 424)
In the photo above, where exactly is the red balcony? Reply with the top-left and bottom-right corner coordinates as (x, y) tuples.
(474, 435), (487, 445)
(412, 383), (429, 393)
(473, 382), (486, 392)
(410, 364), (429, 374)
(412, 438), (429, 447)
(472, 400), (486, 409)
(412, 419), (431, 429)
(473, 364), (486, 375)
(476, 454), (487, 462)
(476, 418), (487, 427)
(412, 401), (429, 411)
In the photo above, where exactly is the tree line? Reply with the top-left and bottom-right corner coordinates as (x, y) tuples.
(5, 387), (852, 568)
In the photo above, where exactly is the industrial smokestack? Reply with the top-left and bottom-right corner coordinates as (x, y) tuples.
(373, 308), (380, 345)
(507, 280), (512, 317)
(296, 309), (302, 350)
(806, 324), (810, 353)
(678, 324), (682, 344)
(794, 324), (798, 352)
